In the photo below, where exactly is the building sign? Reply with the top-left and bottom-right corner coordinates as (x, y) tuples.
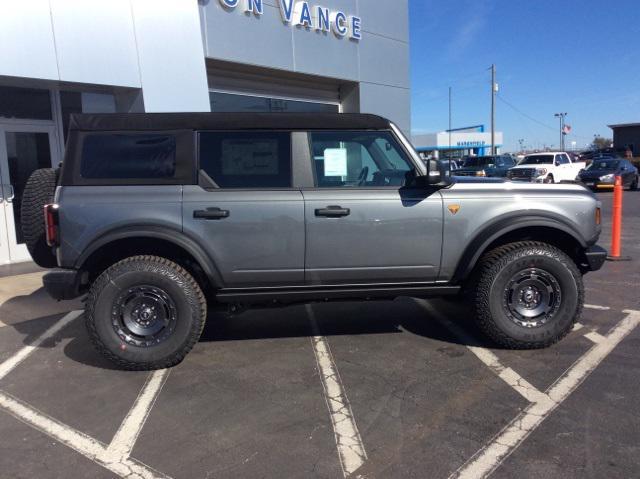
(219, 0), (362, 40)
(456, 141), (486, 147)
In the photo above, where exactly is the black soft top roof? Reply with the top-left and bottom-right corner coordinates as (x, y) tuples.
(68, 112), (392, 132)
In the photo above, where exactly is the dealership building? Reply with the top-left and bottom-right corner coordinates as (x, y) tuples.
(608, 122), (639, 155)
(0, 0), (409, 264)
(412, 125), (504, 159)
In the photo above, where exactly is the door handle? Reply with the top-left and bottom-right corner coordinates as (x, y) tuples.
(193, 207), (230, 220)
(315, 206), (350, 217)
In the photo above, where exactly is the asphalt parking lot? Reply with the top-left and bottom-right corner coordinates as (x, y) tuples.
(0, 190), (638, 479)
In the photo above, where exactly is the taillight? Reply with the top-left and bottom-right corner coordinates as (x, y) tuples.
(595, 207), (601, 225)
(44, 204), (59, 246)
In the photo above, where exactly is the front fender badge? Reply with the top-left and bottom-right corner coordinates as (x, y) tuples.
(448, 204), (461, 215)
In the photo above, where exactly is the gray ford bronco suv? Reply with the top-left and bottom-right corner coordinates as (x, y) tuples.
(21, 113), (606, 370)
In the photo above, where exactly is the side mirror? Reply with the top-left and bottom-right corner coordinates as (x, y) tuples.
(427, 159), (444, 185)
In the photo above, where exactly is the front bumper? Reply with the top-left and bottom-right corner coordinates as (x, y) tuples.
(43, 268), (87, 300)
(583, 245), (607, 272)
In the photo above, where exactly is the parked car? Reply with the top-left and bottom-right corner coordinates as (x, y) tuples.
(22, 113), (606, 370)
(577, 158), (638, 190)
(507, 152), (586, 183)
(455, 155), (517, 177)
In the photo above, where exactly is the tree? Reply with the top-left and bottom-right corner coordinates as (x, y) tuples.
(592, 137), (613, 150)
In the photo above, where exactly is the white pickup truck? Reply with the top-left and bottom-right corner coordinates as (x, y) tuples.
(507, 152), (586, 183)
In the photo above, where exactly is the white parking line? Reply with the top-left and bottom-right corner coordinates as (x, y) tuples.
(0, 390), (170, 479)
(451, 309), (640, 479)
(0, 319), (7, 328)
(419, 301), (549, 404)
(584, 304), (611, 311)
(0, 310), (82, 381)
(106, 369), (170, 461)
(306, 305), (367, 478)
(572, 322), (584, 332)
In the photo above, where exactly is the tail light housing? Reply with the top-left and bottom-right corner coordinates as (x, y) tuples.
(595, 207), (601, 226)
(44, 204), (59, 246)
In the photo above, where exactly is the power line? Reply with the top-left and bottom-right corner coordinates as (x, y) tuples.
(496, 94), (556, 131)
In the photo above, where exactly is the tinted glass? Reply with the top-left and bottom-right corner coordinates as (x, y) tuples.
(521, 155), (554, 165)
(199, 132), (291, 188)
(587, 160), (620, 170)
(209, 92), (338, 113)
(310, 131), (414, 188)
(0, 86), (52, 120)
(81, 134), (176, 179)
(463, 156), (495, 167)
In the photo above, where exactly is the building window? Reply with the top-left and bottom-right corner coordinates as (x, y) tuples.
(0, 86), (52, 121)
(209, 91), (338, 113)
(61, 91), (116, 140)
(199, 131), (292, 188)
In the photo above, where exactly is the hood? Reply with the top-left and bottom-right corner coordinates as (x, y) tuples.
(452, 176), (505, 183)
(579, 169), (616, 177)
(510, 164), (551, 170)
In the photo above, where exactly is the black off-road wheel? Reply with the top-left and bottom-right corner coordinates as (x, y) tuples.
(472, 241), (583, 349)
(20, 168), (59, 267)
(85, 256), (207, 370)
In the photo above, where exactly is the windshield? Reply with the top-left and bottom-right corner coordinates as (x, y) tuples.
(520, 155), (554, 165)
(463, 157), (494, 167)
(587, 159), (620, 170)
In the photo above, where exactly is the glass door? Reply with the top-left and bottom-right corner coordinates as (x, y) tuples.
(0, 124), (59, 264)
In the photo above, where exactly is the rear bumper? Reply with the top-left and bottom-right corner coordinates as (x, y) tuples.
(583, 245), (607, 272)
(42, 268), (86, 300)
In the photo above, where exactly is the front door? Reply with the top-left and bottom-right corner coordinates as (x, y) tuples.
(0, 124), (59, 264)
(303, 130), (444, 285)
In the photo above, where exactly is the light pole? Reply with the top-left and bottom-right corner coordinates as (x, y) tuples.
(518, 138), (525, 152)
(554, 113), (567, 150)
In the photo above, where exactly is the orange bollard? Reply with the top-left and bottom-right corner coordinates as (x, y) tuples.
(606, 175), (631, 261)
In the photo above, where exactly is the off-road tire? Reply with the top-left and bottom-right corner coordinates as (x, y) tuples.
(472, 241), (583, 349)
(20, 168), (59, 267)
(85, 255), (207, 370)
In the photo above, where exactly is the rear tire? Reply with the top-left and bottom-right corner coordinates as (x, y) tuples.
(85, 255), (207, 370)
(472, 241), (583, 349)
(20, 168), (59, 267)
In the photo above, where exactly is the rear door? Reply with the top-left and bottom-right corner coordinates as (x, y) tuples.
(302, 130), (443, 285)
(182, 131), (305, 287)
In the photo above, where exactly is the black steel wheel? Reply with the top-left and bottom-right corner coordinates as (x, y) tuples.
(85, 255), (206, 370)
(472, 241), (583, 349)
(503, 268), (561, 328)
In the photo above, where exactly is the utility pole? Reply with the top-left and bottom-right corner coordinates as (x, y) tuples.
(555, 112), (567, 150)
(490, 64), (496, 155)
(448, 86), (452, 156)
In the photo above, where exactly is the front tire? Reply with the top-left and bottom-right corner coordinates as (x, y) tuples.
(472, 241), (583, 349)
(85, 255), (207, 370)
(543, 175), (554, 184)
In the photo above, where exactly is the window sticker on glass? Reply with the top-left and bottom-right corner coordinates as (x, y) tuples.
(221, 139), (279, 176)
(323, 148), (348, 176)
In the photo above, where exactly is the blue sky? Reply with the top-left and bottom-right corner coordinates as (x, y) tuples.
(409, 0), (640, 151)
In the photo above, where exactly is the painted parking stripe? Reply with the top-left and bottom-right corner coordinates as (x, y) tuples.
(0, 310), (82, 381)
(451, 309), (640, 479)
(418, 301), (547, 404)
(0, 319), (7, 328)
(0, 390), (171, 478)
(106, 369), (171, 461)
(584, 304), (611, 311)
(306, 305), (367, 478)
(572, 322), (584, 332)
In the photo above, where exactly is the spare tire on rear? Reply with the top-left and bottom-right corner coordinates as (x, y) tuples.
(20, 168), (59, 268)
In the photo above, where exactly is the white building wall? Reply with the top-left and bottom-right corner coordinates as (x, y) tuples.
(0, 0), (210, 112)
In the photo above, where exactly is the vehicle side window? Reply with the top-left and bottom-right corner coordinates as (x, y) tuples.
(310, 131), (414, 188)
(560, 154), (570, 164)
(198, 131), (292, 188)
(81, 134), (176, 179)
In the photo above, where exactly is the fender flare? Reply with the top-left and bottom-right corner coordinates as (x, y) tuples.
(75, 225), (224, 288)
(452, 212), (587, 282)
